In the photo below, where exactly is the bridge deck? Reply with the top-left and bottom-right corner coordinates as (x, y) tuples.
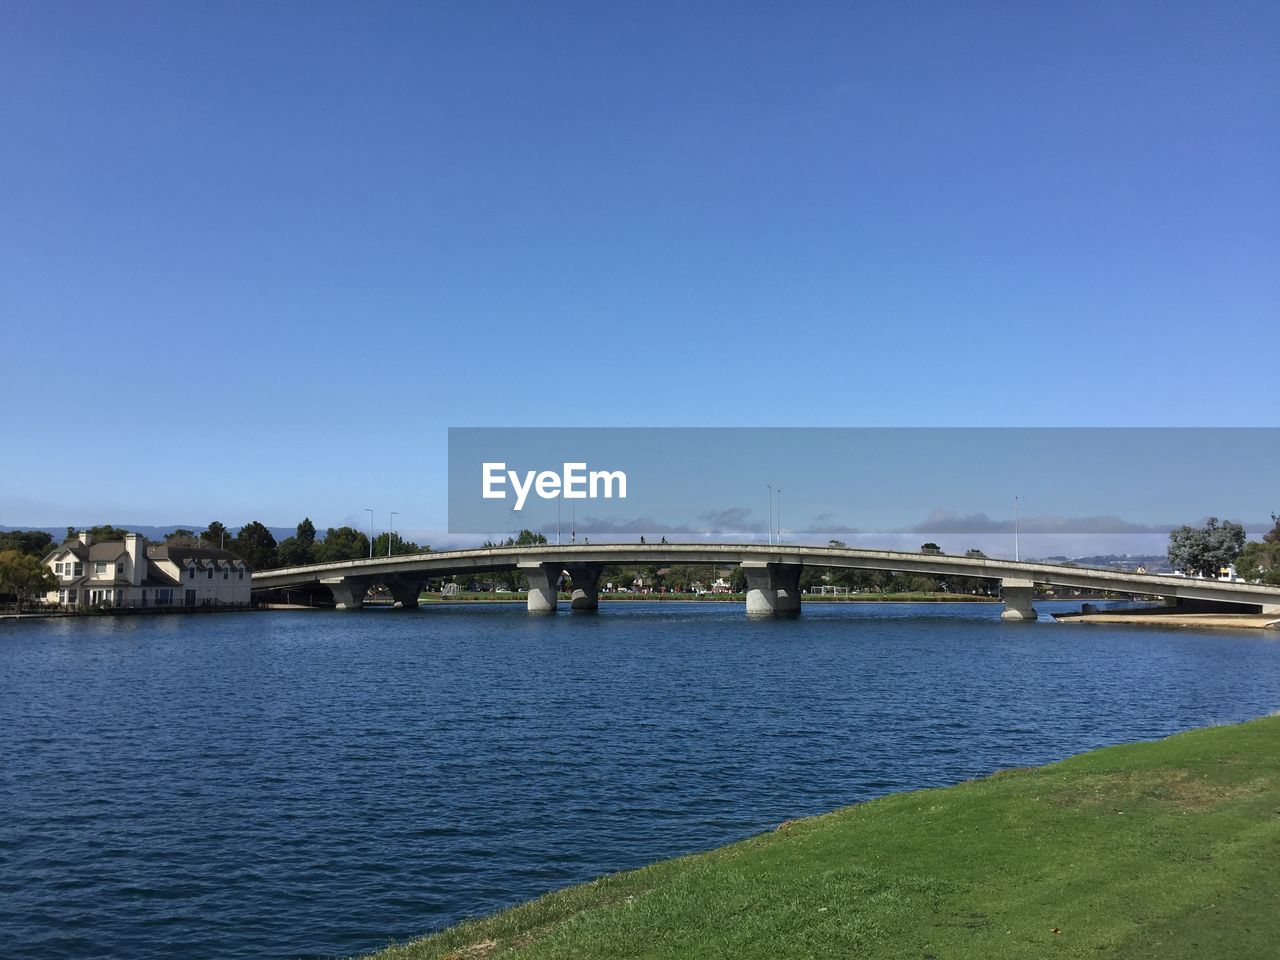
(251, 543), (1280, 613)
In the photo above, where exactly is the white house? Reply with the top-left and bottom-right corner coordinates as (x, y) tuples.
(43, 532), (252, 609)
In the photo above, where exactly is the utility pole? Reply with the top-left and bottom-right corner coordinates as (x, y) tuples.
(365, 508), (374, 559)
(389, 511), (398, 558)
(777, 488), (783, 545)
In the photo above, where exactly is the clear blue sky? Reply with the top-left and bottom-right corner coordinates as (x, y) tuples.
(2, 1), (1276, 540)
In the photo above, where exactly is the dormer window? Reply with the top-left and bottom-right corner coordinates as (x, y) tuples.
(116, 563), (124, 575)
(238, 568), (244, 580)
(207, 566), (214, 579)
(94, 561), (106, 576)
(188, 567), (196, 580)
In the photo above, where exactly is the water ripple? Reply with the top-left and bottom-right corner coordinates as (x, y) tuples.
(1, 602), (1279, 959)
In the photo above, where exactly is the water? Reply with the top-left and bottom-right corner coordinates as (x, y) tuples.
(2, 602), (1278, 959)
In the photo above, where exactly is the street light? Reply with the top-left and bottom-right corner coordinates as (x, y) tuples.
(1013, 495), (1022, 562)
(766, 484), (773, 545)
(777, 488), (783, 545)
(365, 508), (374, 559)
(389, 511), (398, 558)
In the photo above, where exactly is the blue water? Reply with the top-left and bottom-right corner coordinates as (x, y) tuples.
(2, 602), (1279, 959)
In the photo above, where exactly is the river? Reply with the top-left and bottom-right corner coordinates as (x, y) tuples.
(2, 602), (1278, 959)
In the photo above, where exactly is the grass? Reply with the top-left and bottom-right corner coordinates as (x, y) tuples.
(359, 715), (1280, 960)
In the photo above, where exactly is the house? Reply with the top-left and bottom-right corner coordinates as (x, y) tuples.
(43, 532), (252, 609)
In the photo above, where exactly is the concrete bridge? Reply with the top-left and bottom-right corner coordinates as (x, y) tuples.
(250, 543), (1280, 620)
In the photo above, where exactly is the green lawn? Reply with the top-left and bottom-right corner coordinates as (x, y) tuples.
(360, 715), (1280, 960)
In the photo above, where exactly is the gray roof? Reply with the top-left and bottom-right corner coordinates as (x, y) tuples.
(142, 568), (180, 587)
(44, 542), (89, 563)
(148, 544), (249, 570)
(88, 543), (128, 561)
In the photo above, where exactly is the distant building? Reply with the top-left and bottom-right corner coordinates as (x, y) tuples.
(43, 532), (251, 609)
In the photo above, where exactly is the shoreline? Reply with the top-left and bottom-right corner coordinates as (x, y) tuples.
(357, 714), (1280, 959)
(1054, 609), (1280, 631)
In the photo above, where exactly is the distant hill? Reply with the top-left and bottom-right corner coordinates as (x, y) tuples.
(1035, 554), (1172, 574)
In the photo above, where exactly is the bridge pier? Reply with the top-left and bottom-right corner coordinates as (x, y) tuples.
(519, 561), (562, 613)
(386, 577), (425, 609)
(564, 563), (604, 611)
(322, 576), (369, 611)
(741, 561), (804, 616)
(1000, 578), (1038, 621)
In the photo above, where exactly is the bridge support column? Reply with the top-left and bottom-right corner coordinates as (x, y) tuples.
(741, 561), (804, 616)
(1000, 578), (1038, 621)
(322, 577), (369, 611)
(564, 563), (604, 611)
(519, 562), (562, 613)
(386, 577), (425, 609)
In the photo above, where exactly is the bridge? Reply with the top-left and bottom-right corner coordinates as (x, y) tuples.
(250, 543), (1280, 620)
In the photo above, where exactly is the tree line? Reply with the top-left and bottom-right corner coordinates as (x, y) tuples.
(0, 519), (428, 576)
(1168, 514), (1280, 584)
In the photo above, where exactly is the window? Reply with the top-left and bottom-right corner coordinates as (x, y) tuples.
(116, 563), (124, 575)
(74, 562), (83, 576)
(56, 562), (65, 576)
(58, 589), (66, 604)
(238, 569), (244, 580)
(94, 561), (106, 576)
(156, 589), (172, 605)
(188, 567), (196, 580)
(67, 589), (77, 604)
(207, 567), (214, 579)
(223, 567), (229, 579)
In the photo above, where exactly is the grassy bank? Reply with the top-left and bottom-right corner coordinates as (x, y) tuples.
(362, 715), (1280, 960)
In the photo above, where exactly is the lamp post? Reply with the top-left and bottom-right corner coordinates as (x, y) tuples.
(1013, 495), (1022, 562)
(766, 484), (773, 546)
(389, 511), (398, 558)
(365, 508), (374, 560)
(777, 488), (783, 545)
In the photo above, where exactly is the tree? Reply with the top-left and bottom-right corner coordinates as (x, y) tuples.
(297, 517), (317, 546)
(316, 526), (370, 562)
(1265, 513), (1280, 545)
(0, 530), (54, 557)
(164, 529), (201, 546)
(276, 537), (313, 567)
(1236, 540), (1280, 585)
(1168, 517), (1246, 578)
(372, 532), (424, 558)
(799, 567), (827, 591)
(200, 521), (231, 549)
(0, 550), (56, 610)
(233, 521), (278, 571)
(66, 524), (130, 542)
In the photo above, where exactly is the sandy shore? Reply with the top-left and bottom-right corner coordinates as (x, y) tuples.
(1054, 609), (1280, 631)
